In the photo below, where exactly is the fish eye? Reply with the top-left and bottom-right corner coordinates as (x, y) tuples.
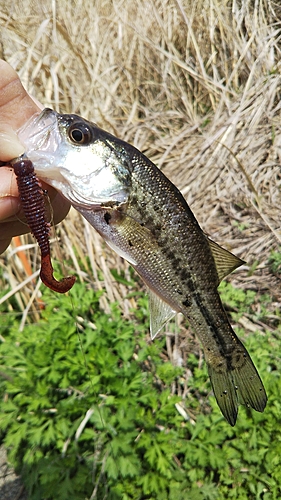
(68, 123), (92, 145)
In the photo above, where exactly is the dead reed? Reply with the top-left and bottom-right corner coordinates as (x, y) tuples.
(0, 0), (280, 323)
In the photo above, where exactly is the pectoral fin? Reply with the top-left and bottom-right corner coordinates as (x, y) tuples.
(208, 238), (245, 282)
(149, 289), (176, 339)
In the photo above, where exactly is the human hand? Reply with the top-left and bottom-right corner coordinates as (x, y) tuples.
(0, 60), (70, 254)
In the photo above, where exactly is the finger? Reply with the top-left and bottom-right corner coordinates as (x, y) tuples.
(0, 60), (41, 128)
(0, 126), (25, 161)
(50, 192), (71, 226)
(0, 166), (19, 198)
(0, 197), (21, 221)
(0, 219), (32, 247)
(0, 60), (42, 161)
(0, 166), (71, 227)
(0, 193), (70, 239)
(0, 194), (71, 256)
(0, 237), (12, 255)
(0, 166), (20, 220)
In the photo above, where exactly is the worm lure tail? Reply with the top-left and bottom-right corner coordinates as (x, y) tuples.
(12, 156), (76, 293)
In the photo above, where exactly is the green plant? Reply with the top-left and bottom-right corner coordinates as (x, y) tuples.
(0, 278), (280, 499)
(0, 282), (185, 499)
(268, 248), (281, 275)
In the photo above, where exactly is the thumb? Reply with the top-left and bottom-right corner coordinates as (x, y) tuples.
(0, 60), (42, 161)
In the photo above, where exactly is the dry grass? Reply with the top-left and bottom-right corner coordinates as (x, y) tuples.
(0, 0), (281, 322)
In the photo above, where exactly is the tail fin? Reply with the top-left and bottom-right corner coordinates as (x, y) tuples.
(207, 342), (267, 426)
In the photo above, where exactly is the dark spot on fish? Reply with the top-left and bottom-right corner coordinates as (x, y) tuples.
(153, 223), (162, 231)
(129, 194), (138, 205)
(104, 212), (111, 224)
(180, 269), (189, 281)
(157, 236), (168, 248)
(151, 228), (162, 239)
(128, 240), (133, 247)
(163, 250), (175, 261)
(188, 281), (198, 298)
(182, 298), (191, 308)
(143, 216), (154, 228)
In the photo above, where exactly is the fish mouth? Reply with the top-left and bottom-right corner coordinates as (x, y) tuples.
(17, 108), (58, 149)
(17, 108), (63, 172)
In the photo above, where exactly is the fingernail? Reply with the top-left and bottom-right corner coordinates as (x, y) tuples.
(0, 197), (20, 220)
(0, 128), (25, 161)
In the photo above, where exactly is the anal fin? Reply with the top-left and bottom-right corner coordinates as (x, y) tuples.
(149, 290), (176, 340)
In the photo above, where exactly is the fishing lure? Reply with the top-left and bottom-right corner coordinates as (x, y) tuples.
(12, 156), (75, 293)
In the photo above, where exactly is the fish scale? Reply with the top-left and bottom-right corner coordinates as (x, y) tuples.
(16, 108), (267, 426)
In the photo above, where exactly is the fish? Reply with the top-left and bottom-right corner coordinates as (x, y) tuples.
(15, 108), (267, 425)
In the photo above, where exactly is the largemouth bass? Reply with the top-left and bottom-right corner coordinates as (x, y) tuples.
(15, 108), (267, 425)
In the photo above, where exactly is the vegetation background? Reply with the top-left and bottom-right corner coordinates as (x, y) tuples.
(0, 0), (281, 499)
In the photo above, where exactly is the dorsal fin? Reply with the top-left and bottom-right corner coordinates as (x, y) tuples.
(148, 290), (176, 339)
(208, 238), (245, 282)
